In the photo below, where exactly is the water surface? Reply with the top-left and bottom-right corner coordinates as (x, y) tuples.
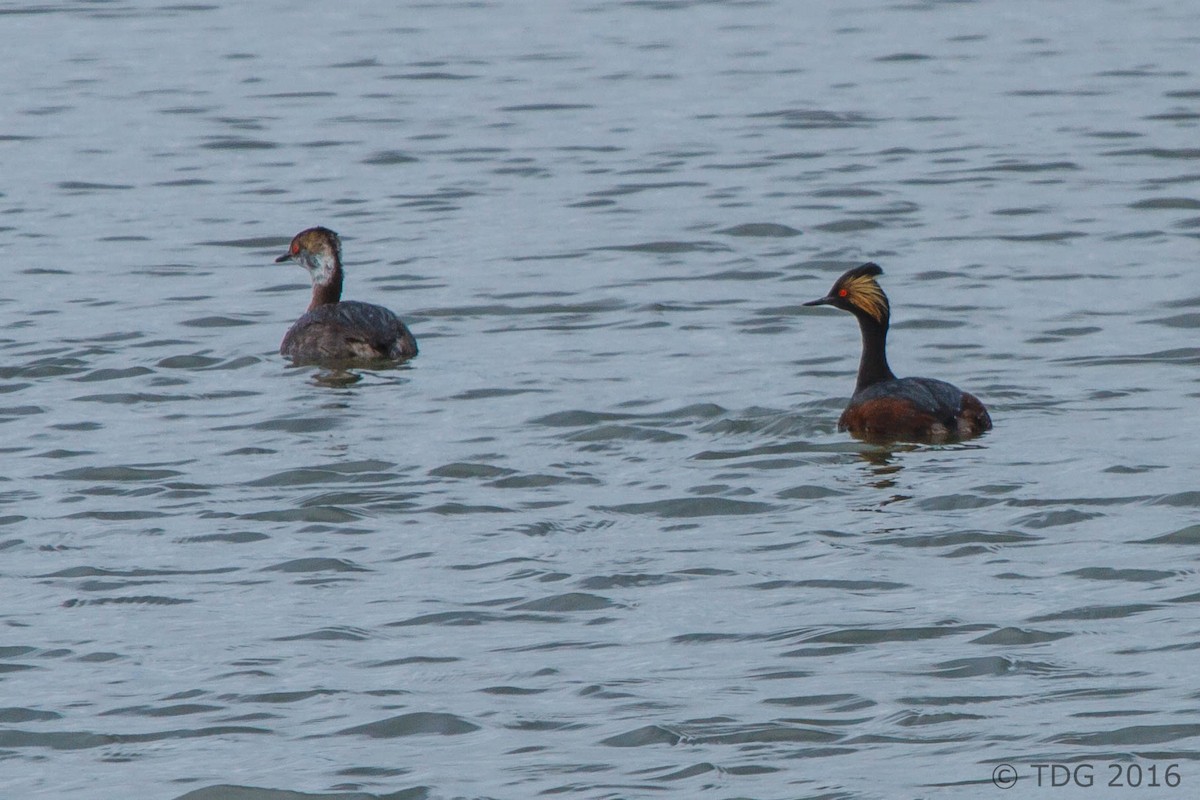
(2, 1), (1200, 798)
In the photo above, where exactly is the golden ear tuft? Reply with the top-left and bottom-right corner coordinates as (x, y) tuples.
(841, 273), (889, 324)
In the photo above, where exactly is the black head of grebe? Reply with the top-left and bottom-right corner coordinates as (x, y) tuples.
(275, 226), (417, 364)
(805, 263), (991, 442)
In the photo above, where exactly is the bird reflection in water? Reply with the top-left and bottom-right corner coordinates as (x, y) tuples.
(856, 445), (914, 502)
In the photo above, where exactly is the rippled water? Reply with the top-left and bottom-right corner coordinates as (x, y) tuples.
(4, 1), (1200, 798)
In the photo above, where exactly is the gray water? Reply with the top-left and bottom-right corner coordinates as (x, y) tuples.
(3, 1), (1199, 798)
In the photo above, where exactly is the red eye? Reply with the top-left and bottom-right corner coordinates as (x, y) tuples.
(290, 242), (300, 255)
(838, 288), (848, 298)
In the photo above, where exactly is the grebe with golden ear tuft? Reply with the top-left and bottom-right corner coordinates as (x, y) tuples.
(805, 263), (991, 442)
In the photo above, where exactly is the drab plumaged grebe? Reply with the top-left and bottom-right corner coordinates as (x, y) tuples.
(275, 226), (417, 364)
(805, 263), (991, 442)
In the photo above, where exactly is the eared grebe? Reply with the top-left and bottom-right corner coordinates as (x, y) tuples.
(805, 263), (991, 442)
(275, 226), (417, 364)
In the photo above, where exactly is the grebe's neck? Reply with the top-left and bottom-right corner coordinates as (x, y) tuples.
(854, 312), (896, 393)
(303, 252), (343, 310)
